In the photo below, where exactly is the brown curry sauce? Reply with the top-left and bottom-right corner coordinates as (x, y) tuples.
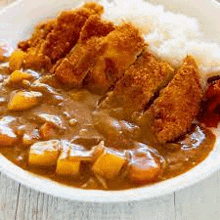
(0, 58), (216, 190)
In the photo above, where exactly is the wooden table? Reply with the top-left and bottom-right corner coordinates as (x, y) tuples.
(1, 170), (220, 220)
(1, 0), (220, 219)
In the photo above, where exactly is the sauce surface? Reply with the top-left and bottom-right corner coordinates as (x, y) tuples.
(0, 60), (216, 190)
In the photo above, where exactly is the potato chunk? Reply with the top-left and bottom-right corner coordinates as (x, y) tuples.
(8, 70), (37, 84)
(0, 125), (17, 146)
(29, 140), (61, 167)
(127, 148), (162, 183)
(56, 147), (81, 176)
(56, 143), (86, 176)
(9, 50), (26, 71)
(56, 141), (105, 176)
(92, 148), (126, 179)
(8, 91), (43, 111)
(56, 158), (81, 176)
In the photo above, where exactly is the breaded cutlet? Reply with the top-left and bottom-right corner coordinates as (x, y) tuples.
(40, 2), (104, 63)
(85, 23), (145, 93)
(54, 15), (115, 86)
(99, 51), (174, 120)
(140, 56), (203, 144)
(18, 19), (56, 51)
(55, 21), (145, 93)
(10, 2), (104, 71)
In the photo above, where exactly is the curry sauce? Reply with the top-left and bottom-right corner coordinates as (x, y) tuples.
(0, 61), (216, 190)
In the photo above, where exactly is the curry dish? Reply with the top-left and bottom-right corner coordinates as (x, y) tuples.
(0, 2), (217, 190)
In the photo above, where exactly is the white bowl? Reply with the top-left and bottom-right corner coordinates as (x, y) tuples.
(0, 0), (220, 203)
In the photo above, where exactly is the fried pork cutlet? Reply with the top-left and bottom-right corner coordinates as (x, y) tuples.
(9, 2), (104, 71)
(18, 19), (56, 51)
(99, 51), (174, 120)
(139, 56), (203, 144)
(54, 15), (115, 87)
(85, 23), (145, 93)
(40, 2), (104, 63)
(55, 21), (145, 93)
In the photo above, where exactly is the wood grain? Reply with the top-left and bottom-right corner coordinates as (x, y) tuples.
(0, 170), (176, 220)
(2, 170), (220, 220)
(175, 171), (220, 220)
(0, 173), (20, 220)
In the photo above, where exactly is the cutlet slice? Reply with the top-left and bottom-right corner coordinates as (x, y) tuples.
(9, 2), (104, 71)
(18, 19), (56, 51)
(79, 14), (115, 43)
(40, 2), (104, 63)
(54, 38), (108, 87)
(85, 23), (145, 94)
(55, 21), (144, 92)
(54, 15), (115, 86)
(140, 56), (203, 144)
(99, 51), (174, 119)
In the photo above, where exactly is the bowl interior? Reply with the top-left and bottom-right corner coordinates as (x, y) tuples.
(0, 0), (220, 202)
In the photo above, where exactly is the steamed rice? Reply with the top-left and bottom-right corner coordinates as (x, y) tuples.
(100, 0), (220, 87)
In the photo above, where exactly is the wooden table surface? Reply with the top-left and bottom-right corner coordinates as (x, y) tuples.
(1, 169), (220, 220)
(1, 0), (220, 219)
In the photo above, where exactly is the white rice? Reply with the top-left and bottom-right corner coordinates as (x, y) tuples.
(100, 0), (220, 88)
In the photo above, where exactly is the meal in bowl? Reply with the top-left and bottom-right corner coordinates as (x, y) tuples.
(0, 1), (218, 190)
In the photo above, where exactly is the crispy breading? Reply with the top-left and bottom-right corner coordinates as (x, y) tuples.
(99, 51), (174, 119)
(54, 38), (108, 87)
(18, 19), (56, 51)
(54, 15), (114, 86)
(39, 3), (104, 63)
(23, 43), (52, 71)
(10, 2), (104, 71)
(83, 2), (104, 14)
(85, 23), (145, 93)
(140, 56), (203, 144)
(79, 15), (115, 43)
(55, 22), (144, 93)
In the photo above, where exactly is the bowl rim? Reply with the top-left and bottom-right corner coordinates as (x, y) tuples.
(1, 0), (220, 203)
